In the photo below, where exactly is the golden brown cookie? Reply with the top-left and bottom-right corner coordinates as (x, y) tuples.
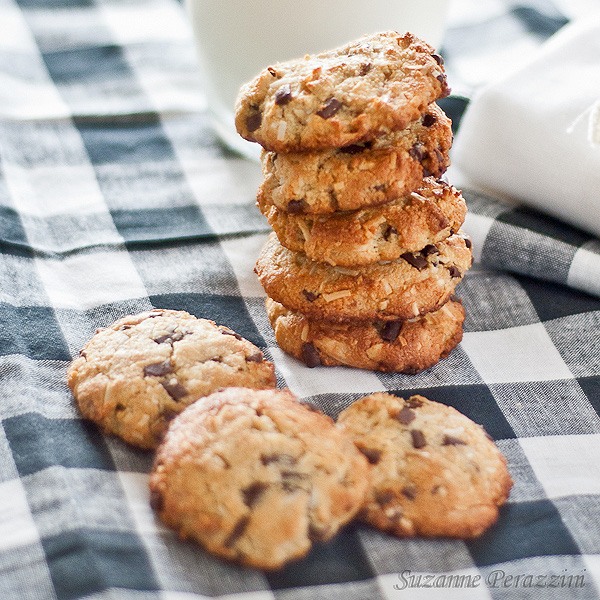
(258, 177), (466, 266)
(258, 104), (452, 215)
(255, 232), (472, 322)
(235, 31), (449, 152)
(336, 393), (513, 538)
(67, 310), (276, 449)
(266, 297), (464, 373)
(149, 387), (370, 570)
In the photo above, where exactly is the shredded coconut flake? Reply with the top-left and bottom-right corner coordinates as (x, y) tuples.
(322, 290), (351, 302)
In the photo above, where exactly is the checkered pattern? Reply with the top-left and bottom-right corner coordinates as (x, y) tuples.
(1, 0), (600, 598)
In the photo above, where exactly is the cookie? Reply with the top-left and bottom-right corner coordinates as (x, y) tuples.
(336, 393), (513, 538)
(67, 309), (276, 449)
(267, 297), (464, 372)
(259, 177), (466, 266)
(149, 387), (370, 570)
(255, 232), (472, 322)
(235, 31), (449, 152)
(258, 104), (452, 215)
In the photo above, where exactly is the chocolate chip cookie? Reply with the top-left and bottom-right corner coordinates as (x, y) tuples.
(266, 297), (464, 372)
(259, 177), (466, 266)
(337, 393), (513, 538)
(258, 104), (452, 215)
(67, 310), (276, 449)
(235, 31), (449, 152)
(255, 232), (472, 322)
(149, 387), (370, 570)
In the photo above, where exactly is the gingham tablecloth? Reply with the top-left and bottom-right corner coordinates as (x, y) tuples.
(1, 0), (600, 598)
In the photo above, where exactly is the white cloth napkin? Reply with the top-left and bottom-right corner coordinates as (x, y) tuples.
(452, 13), (600, 237)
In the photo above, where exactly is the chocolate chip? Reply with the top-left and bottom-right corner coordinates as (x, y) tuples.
(405, 396), (424, 408)
(422, 113), (437, 127)
(246, 351), (264, 363)
(224, 516), (250, 548)
(115, 402), (125, 412)
(242, 482), (268, 508)
(161, 380), (188, 400)
(465, 237), (472, 249)
(340, 144), (366, 154)
(359, 62), (372, 76)
(421, 244), (439, 256)
(267, 66), (278, 77)
(261, 453), (296, 466)
(301, 342), (321, 368)
(395, 406), (416, 425)
(449, 266), (462, 278)
(437, 73), (447, 85)
(79, 349), (87, 358)
(373, 184), (387, 192)
(400, 252), (429, 270)
(308, 522), (331, 542)
(409, 142), (426, 161)
(375, 490), (395, 505)
(382, 224), (397, 241)
(154, 330), (184, 344)
(422, 167), (433, 177)
(449, 294), (461, 303)
(149, 489), (164, 512)
(302, 289), (319, 302)
(379, 320), (402, 342)
(246, 111), (262, 132)
(358, 447), (382, 464)
(161, 408), (179, 422)
(443, 435), (467, 446)
(316, 98), (342, 119)
(431, 53), (444, 66)
(286, 199), (306, 213)
(411, 429), (426, 449)
(274, 84), (292, 105)
(281, 471), (308, 492)
(402, 486), (417, 501)
(218, 327), (243, 340)
(144, 360), (172, 377)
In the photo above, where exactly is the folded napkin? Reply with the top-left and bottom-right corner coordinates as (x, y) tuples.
(452, 13), (600, 238)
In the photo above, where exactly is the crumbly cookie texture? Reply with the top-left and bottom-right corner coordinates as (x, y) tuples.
(266, 297), (464, 373)
(235, 31), (449, 152)
(255, 232), (472, 322)
(149, 387), (370, 570)
(67, 310), (276, 449)
(258, 104), (452, 215)
(337, 393), (513, 538)
(259, 177), (466, 267)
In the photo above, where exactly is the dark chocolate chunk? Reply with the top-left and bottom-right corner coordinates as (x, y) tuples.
(402, 486), (417, 500)
(405, 396), (424, 408)
(410, 429), (427, 449)
(340, 144), (366, 154)
(395, 406), (416, 425)
(301, 342), (321, 368)
(379, 320), (402, 343)
(316, 98), (342, 119)
(421, 244), (439, 256)
(144, 360), (172, 377)
(449, 266), (462, 278)
(281, 471), (308, 492)
(443, 434), (467, 446)
(246, 111), (262, 132)
(358, 447), (382, 465)
(161, 408), (179, 422)
(422, 113), (437, 127)
(261, 453), (296, 466)
(274, 84), (292, 105)
(449, 294), (461, 303)
(359, 62), (372, 76)
(115, 402), (125, 413)
(286, 199), (306, 213)
(373, 183), (387, 192)
(302, 289), (319, 302)
(219, 327), (243, 340)
(464, 237), (472, 249)
(400, 252), (429, 270)
(149, 489), (164, 512)
(422, 167), (433, 177)
(437, 73), (447, 84)
(245, 351), (264, 363)
(431, 53), (444, 66)
(242, 482), (268, 508)
(224, 516), (250, 547)
(161, 380), (188, 400)
(79, 349), (87, 358)
(154, 330), (184, 344)
(409, 142), (426, 161)
(382, 224), (397, 241)
(267, 66), (278, 77)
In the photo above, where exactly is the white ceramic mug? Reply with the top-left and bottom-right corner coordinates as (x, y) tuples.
(186, 0), (449, 159)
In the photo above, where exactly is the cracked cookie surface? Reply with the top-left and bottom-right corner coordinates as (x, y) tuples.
(235, 31), (449, 151)
(258, 104), (452, 215)
(255, 232), (472, 322)
(259, 177), (466, 266)
(67, 309), (276, 449)
(149, 387), (370, 570)
(336, 393), (513, 538)
(266, 297), (464, 373)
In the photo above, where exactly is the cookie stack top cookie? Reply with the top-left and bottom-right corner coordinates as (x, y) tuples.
(236, 31), (471, 373)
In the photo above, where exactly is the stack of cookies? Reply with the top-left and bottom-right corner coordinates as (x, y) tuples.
(235, 31), (472, 373)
